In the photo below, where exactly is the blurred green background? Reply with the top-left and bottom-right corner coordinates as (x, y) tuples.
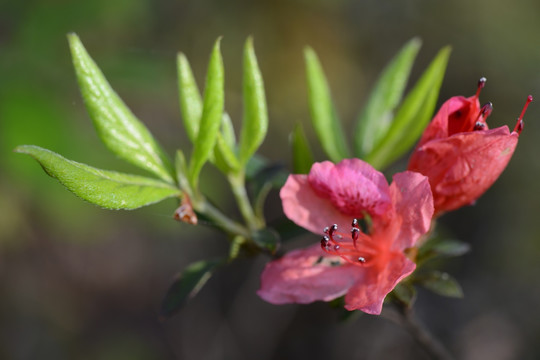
(2, 0), (540, 359)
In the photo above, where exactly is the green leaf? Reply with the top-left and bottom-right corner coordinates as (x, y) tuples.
(15, 145), (181, 210)
(391, 281), (417, 308)
(417, 237), (471, 265)
(220, 112), (236, 149)
(178, 52), (238, 174)
(304, 47), (350, 162)
(366, 46), (451, 170)
(252, 228), (280, 254)
(291, 123), (314, 174)
(67, 33), (174, 183)
(189, 38), (225, 186)
(160, 259), (223, 319)
(417, 271), (463, 298)
(239, 37), (268, 165)
(174, 149), (191, 194)
(177, 53), (203, 143)
(354, 38), (422, 157)
(213, 113), (240, 174)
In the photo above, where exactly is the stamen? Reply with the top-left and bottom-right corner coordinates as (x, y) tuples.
(475, 77), (487, 98)
(320, 220), (375, 265)
(472, 102), (493, 131)
(513, 95), (533, 134)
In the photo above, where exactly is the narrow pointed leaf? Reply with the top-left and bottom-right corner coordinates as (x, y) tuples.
(291, 123), (314, 174)
(418, 271), (463, 298)
(214, 135), (240, 173)
(178, 50), (238, 174)
(304, 47), (350, 162)
(177, 53), (203, 143)
(189, 38), (225, 185)
(67, 33), (174, 183)
(417, 237), (471, 265)
(15, 145), (180, 209)
(239, 37), (268, 165)
(213, 113), (240, 173)
(366, 46), (451, 170)
(160, 259), (223, 318)
(354, 38), (422, 157)
(175, 149), (191, 193)
(220, 112), (236, 149)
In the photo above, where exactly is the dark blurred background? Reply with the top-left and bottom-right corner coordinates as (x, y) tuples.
(2, 0), (540, 359)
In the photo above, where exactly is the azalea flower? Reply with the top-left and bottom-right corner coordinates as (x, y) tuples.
(257, 159), (434, 314)
(408, 78), (532, 215)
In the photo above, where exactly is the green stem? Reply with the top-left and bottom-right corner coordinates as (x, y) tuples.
(228, 171), (264, 231)
(396, 306), (454, 360)
(196, 199), (251, 238)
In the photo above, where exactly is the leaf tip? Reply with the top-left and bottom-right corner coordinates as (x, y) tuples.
(303, 46), (316, 59)
(214, 36), (223, 50)
(66, 32), (82, 50)
(13, 145), (26, 154)
(408, 36), (423, 49)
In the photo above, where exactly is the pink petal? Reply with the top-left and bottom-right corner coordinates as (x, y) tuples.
(389, 171), (434, 250)
(344, 252), (416, 315)
(257, 244), (361, 305)
(409, 126), (518, 213)
(280, 175), (353, 235)
(307, 159), (391, 217)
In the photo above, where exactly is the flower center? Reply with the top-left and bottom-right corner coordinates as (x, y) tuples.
(320, 219), (377, 266)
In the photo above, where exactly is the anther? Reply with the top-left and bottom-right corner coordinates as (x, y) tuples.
(358, 257), (366, 263)
(475, 77), (487, 98)
(513, 95), (533, 134)
(352, 219), (359, 228)
(473, 121), (486, 131)
(323, 226), (329, 234)
(480, 102), (493, 118)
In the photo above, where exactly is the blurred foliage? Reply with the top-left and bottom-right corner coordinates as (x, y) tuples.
(2, 0), (540, 359)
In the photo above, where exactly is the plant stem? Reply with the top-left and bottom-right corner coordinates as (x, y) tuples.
(227, 171), (264, 231)
(197, 200), (251, 238)
(393, 306), (454, 360)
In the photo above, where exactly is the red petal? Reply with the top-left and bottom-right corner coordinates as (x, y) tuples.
(257, 244), (361, 305)
(409, 126), (518, 213)
(417, 95), (481, 147)
(344, 252), (416, 314)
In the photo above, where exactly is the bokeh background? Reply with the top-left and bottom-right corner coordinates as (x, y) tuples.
(2, 0), (540, 359)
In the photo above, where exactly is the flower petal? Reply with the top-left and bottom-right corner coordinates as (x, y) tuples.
(389, 171), (434, 249)
(344, 252), (416, 314)
(409, 126), (518, 213)
(257, 244), (361, 305)
(280, 175), (353, 234)
(307, 159), (391, 217)
(417, 95), (481, 147)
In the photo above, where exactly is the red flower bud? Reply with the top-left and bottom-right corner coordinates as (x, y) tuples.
(408, 78), (532, 215)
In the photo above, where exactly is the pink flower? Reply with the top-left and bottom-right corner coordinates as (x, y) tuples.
(408, 78), (532, 214)
(257, 159), (434, 314)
